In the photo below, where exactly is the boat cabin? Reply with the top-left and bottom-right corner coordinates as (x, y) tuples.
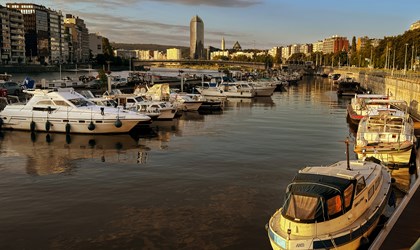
(281, 171), (366, 223)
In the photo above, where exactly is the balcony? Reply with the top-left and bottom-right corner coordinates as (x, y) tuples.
(10, 17), (24, 23)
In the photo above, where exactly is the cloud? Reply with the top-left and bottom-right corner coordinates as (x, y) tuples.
(52, 0), (262, 8)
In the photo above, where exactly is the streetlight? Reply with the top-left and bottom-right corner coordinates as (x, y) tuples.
(404, 43), (408, 75)
(411, 44), (414, 71)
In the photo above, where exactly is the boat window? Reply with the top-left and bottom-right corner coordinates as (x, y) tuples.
(36, 100), (54, 106)
(368, 186), (374, 200)
(344, 184), (354, 209)
(127, 99), (135, 103)
(375, 177), (381, 192)
(356, 177), (366, 196)
(285, 194), (318, 220)
(68, 98), (93, 107)
(327, 195), (342, 217)
(53, 100), (70, 106)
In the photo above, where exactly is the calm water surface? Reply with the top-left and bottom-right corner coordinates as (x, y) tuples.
(0, 76), (412, 249)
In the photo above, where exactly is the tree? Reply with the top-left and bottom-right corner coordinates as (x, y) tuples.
(351, 36), (357, 54)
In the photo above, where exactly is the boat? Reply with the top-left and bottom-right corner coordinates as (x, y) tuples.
(0, 88), (151, 134)
(337, 81), (366, 97)
(170, 92), (203, 111)
(354, 101), (415, 166)
(237, 80), (276, 97)
(347, 94), (389, 126)
(267, 156), (392, 250)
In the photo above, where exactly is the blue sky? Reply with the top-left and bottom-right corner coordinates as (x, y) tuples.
(37, 0), (419, 49)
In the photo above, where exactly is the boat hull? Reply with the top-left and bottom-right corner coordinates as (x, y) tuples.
(354, 141), (413, 166)
(268, 210), (381, 250)
(1, 116), (141, 134)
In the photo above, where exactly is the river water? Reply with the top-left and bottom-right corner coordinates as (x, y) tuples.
(0, 75), (415, 249)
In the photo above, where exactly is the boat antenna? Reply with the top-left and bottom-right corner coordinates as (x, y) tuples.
(345, 137), (351, 170)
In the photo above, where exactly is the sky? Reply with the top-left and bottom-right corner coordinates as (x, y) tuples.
(33, 0), (420, 49)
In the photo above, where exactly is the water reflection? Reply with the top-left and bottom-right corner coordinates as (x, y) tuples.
(0, 130), (160, 174)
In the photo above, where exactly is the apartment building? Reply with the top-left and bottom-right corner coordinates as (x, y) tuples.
(0, 5), (25, 64)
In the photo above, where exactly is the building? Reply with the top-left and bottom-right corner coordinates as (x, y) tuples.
(409, 20), (420, 31)
(268, 47), (281, 58)
(138, 50), (152, 60)
(233, 41), (242, 50)
(64, 14), (89, 63)
(356, 36), (370, 52)
(89, 33), (102, 58)
(153, 50), (165, 60)
(166, 48), (181, 60)
(221, 37), (225, 51)
(190, 15), (204, 59)
(0, 5), (25, 64)
(323, 35), (349, 54)
(48, 9), (66, 64)
(114, 49), (136, 59)
(210, 50), (229, 60)
(312, 40), (323, 53)
(7, 3), (50, 64)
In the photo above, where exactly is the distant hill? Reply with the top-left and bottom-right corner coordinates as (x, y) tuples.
(111, 43), (187, 51)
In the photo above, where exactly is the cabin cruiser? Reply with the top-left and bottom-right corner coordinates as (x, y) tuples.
(354, 101), (415, 166)
(0, 88), (151, 134)
(336, 81), (365, 97)
(347, 94), (389, 126)
(267, 158), (392, 250)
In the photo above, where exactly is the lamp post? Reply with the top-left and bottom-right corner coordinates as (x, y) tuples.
(404, 43), (408, 75)
(411, 44), (415, 71)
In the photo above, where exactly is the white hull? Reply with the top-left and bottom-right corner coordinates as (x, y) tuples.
(254, 86), (276, 96)
(157, 108), (176, 120)
(356, 147), (413, 166)
(177, 101), (202, 111)
(1, 113), (142, 134)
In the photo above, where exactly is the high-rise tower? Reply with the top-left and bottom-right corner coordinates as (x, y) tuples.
(190, 15), (204, 59)
(221, 37), (225, 51)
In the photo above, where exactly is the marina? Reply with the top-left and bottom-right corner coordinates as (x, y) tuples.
(0, 74), (418, 249)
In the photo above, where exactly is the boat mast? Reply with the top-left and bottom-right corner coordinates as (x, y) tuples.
(345, 137), (351, 170)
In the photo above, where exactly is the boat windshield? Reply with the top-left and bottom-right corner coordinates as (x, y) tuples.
(282, 177), (355, 223)
(68, 98), (94, 107)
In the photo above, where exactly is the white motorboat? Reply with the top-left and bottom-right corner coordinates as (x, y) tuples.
(354, 101), (415, 166)
(244, 80), (276, 97)
(267, 158), (392, 250)
(347, 94), (389, 126)
(196, 81), (255, 98)
(170, 92), (203, 111)
(0, 88), (151, 134)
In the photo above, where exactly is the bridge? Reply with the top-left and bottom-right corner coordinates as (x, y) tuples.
(132, 59), (266, 70)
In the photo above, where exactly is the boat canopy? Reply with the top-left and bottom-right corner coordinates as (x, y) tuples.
(282, 173), (355, 223)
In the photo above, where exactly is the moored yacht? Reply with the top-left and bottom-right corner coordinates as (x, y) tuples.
(354, 101), (415, 166)
(0, 88), (151, 134)
(267, 158), (392, 250)
(347, 94), (389, 126)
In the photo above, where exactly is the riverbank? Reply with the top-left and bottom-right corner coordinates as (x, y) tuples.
(0, 64), (130, 74)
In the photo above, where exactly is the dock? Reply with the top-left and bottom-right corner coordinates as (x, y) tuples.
(369, 149), (420, 249)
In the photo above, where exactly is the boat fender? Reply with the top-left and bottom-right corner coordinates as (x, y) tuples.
(47, 106), (52, 114)
(46, 133), (51, 143)
(88, 139), (96, 148)
(65, 123), (71, 134)
(100, 107), (105, 116)
(360, 236), (369, 247)
(30, 132), (36, 142)
(88, 121), (95, 131)
(0, 117), (3, 128)
(220, 90), (223, 94)
(114, 118), (122, 128)
(66, 134), (71, 144)
(45, 121), (51, 132)
(30, 121), (36, 132)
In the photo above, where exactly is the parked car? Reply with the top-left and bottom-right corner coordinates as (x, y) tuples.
(85, 79), (102, 89)
(0, 81), (21, 96)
